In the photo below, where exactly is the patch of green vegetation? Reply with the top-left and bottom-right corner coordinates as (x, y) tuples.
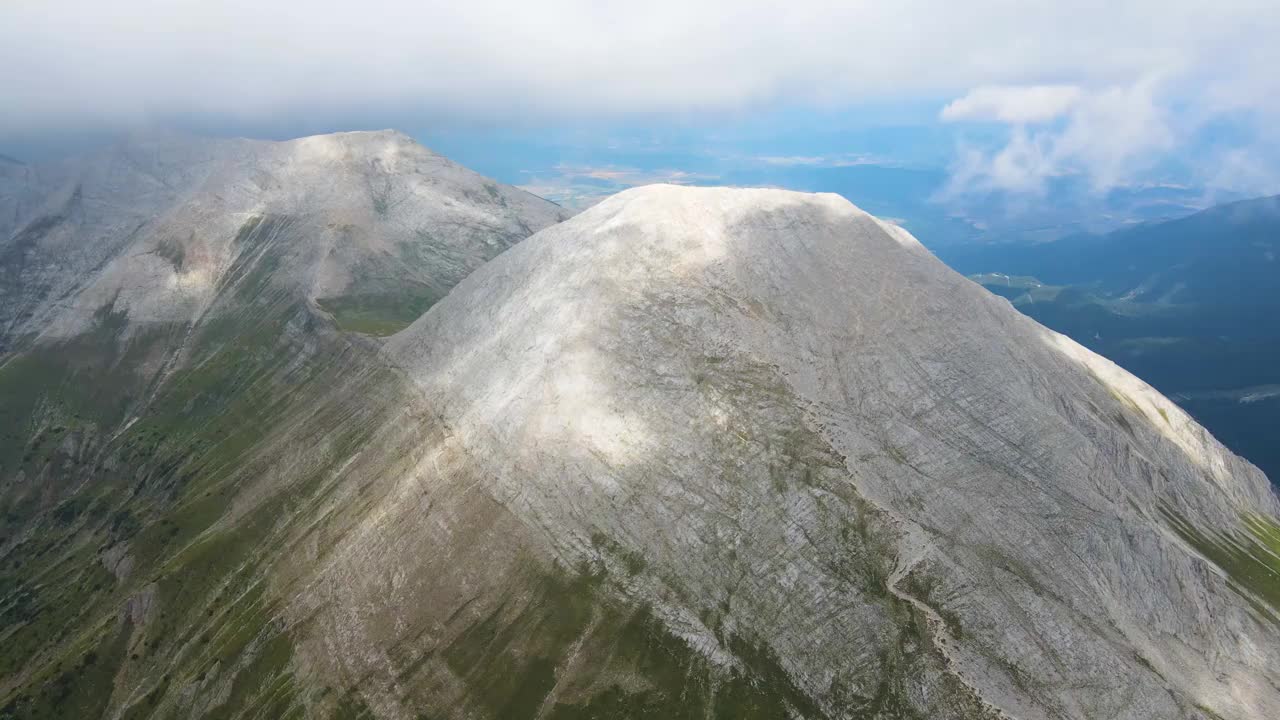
(201, 628), (299, 720)
(588, 530), (648, 576)
(0, 226), (401, 716)
(317, 288), (442, 336)
(1194, 701), (1229, 720)
(1, 618), (131, 720)
(724, 633), (823, 718)
(425, 557), (832, 720)
(884, 443), (909, 465)
(231, 214), (269, 246)
(543, 606), (802, 720)
(0, 542), (117, 680)
(832, 497), (897, 595)
(1160, 506), (1280, 621)
(420, 489), (999, 720)
(330, 692), (376, 719)
(118, 674), (170, 720)
(971, 274), (1072, 306)
(0, 309), (176, 482)
(899, 568), (964, 640)
(217, 215), (296, 305)
(1101, 381), (1148, 422)
(443, 563), (604, 715)
(155, 238), (187, 270)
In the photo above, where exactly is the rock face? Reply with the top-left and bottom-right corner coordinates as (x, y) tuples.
(0, 129), (568, 346)
(332, 185), (1276, 719)
(0, 132), (567, 719)
(2, 159), (1279, 720)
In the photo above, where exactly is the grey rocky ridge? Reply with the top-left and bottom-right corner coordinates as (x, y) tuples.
(0, 129), (567, 346)
(1, 134), (1278, 720)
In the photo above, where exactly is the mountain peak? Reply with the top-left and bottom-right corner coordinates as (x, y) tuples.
(4, 139), (1280, 720)
(560, 183), (923, 265)
(598, 181), (850, 210)
(378, 182), (1279, 718)
(0, 131), (568, 348)
(272, 129), (440, 170)
(286, 127), (426, 151)
(590, 183), (864, 232)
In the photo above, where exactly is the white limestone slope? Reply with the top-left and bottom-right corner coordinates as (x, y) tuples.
(0, 130), (568, 347)
(386, 184), (1280, 719)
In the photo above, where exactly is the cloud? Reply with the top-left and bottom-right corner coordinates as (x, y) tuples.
(5, 1), (1280, 196)
(941, 85), (1082, 124)
(2, 1), (1279, 135)
(1201, 148), (1280, 198)
(947, 130), (1056, 196)
(943, 79), (1180, 195)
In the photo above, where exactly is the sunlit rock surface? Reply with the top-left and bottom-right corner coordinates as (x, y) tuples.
(368, 185), (1280, 719)
(0, 130), (568, 345)
(2, 152), (1278, 720)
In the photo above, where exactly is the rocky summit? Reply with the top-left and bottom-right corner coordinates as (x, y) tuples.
(1, 138), (1279, 720)
(0, 129), (568, 347)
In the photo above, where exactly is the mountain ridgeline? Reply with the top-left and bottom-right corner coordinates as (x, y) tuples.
(940, 195), (1280, 482)
(1, 134), (1279, 720)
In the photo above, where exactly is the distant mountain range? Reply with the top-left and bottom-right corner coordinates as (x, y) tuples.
(940, 195), (1280, 481)
(0, 131), (568, 348)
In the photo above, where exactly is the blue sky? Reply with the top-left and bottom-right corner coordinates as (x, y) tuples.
(3, 1), (1279, 238)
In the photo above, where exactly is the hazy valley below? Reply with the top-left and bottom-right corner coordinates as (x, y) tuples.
(939, 195), (1280, 483)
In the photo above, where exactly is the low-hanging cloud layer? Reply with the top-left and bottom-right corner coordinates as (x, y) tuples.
(942, 79), (1180, 195)
(4, 1), (1276, 125)
(941, 85), (1085, 125)
(3, 0), (1279, 193)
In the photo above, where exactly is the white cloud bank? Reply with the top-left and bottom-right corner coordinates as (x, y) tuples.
(1, 1), (1277, 131)
(941, 85), (1083, 124)
(3, 1), (1279, 195)
(942, 79), (1179, 195)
